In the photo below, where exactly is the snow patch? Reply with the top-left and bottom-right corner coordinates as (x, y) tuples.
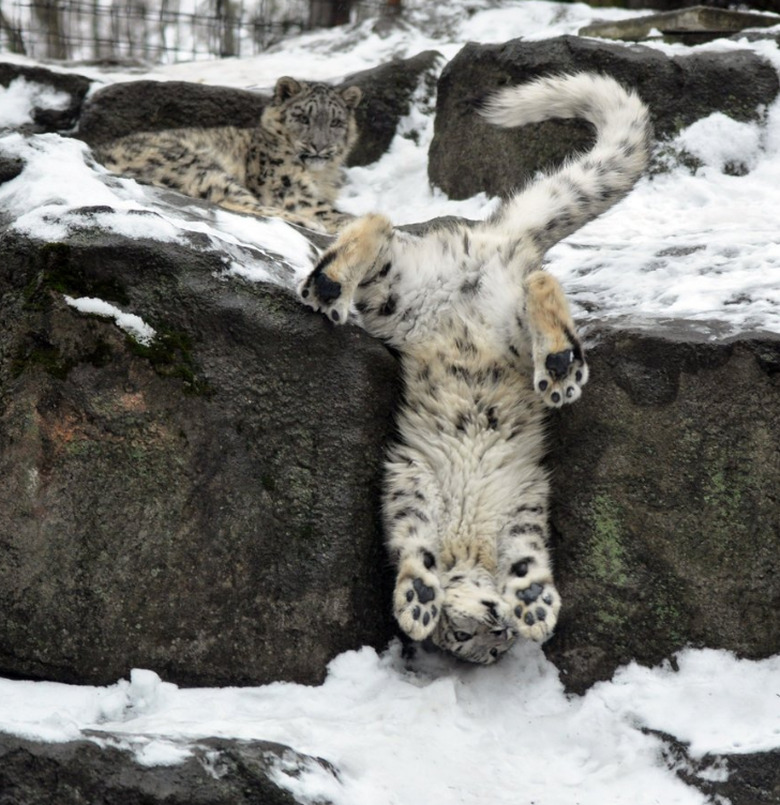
(0, 77), (71, 129)
(64, 295), (156, 344)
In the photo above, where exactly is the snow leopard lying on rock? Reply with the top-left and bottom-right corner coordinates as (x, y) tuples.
(95, 76), (361, 233)
(300, 73), (651, 664)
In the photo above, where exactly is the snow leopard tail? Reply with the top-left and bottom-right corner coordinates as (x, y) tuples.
(480, 72), (651, 253)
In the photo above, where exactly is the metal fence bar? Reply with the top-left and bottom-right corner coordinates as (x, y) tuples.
(0, 0), (313, 63)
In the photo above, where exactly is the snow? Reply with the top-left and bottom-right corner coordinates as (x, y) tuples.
(0, 132), (314, 285)
(0, 76), (71, 128)
(1, 0), (779, 801)
(0, 643), (778, 803)
(64, 295), (157, 344)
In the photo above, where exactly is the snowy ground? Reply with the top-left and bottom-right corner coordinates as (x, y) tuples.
(1, 1), (779, 802)
(2, 643), (780, 805)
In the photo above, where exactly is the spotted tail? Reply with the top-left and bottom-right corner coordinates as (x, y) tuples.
(480, 72), (651, 252)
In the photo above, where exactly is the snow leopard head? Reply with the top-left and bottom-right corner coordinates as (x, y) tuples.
(429, 570), (519, 664)
(264, 76), (362, 168)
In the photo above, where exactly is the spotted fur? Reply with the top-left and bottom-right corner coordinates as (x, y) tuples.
(94, 76), (362, 233)
(300, 73), (651, 663)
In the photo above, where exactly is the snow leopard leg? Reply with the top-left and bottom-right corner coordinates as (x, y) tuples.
(215, 184), (334, 231)
(384, 463), (444, 641)
(497, 502), (561, 642)
(298, 213), (394, 323)
(524, 270), (589, 409)
(308, 206), (355, 234)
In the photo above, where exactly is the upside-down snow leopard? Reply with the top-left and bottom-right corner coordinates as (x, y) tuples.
(94, 76), (362, 233)
(299, 73), (651, 664)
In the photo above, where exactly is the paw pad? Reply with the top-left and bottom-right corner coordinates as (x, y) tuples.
(545, 349), (573, 380)
(314, 272), (342, 303)
(516, 581), (544, 605)
(413, 577), (436, 603)
(298, 258), (351, 324)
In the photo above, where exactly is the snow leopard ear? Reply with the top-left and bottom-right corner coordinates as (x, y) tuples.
(274, 76), (304, 103)
(340, 85), (362, 109)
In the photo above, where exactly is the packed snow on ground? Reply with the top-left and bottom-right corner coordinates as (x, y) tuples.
(0, 643), (778, 804)
(0, 1), (779, 802)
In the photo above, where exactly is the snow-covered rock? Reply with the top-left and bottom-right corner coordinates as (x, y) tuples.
(429, 35), (780, 199)
(0, 731), (332, 805)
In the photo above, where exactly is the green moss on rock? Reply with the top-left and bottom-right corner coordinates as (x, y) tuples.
(24, 242), (130, 311)
(127, 328), (213, 396)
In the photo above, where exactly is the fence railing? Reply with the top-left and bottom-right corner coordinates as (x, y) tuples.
(0, 0), (394, 64)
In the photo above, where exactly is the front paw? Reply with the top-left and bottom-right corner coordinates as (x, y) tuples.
(298, 260), (351, 324)
(534, 346), (588, 408)
(394, 569), (444, 641)
(506, 579), (560, 642)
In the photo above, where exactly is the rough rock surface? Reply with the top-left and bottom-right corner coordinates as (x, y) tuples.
(544, 326), (780, 693)
(0, 732), (334, 805)
(76, 50), (442, 167)
(428, 35), (780, 199)
(0, 226), (398, 687)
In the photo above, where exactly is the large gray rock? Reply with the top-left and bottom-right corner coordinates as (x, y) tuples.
(76, 50), (443, 167)
(544, 326), (780, 693)
(0, 224), (398, 687)
(341, 50), (442, 166)
(579, 6), (780, 44)
(0, 732), (334, 804)
(76, 79), (267, 146)
(428, 36), (779, 199)
(581, 0), (780, 13)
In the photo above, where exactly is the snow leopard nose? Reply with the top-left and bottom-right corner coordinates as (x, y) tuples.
(309, 130), (332, 154)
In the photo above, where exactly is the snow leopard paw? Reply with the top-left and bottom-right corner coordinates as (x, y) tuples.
(394, 563), (444, 641)
(298, 257), (351, 325)
(505, 577), (560, 642)
(533, 343), (588, 408)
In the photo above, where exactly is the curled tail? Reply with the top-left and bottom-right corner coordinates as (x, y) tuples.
(480, 72), (651, 252)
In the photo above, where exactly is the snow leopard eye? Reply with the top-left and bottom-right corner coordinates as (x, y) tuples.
(330, 118), (345, 129)
(453, 631), (472, 642)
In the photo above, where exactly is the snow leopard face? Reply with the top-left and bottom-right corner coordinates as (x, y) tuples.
(269, 76), (362, 169)
(429, 572), (519, 665)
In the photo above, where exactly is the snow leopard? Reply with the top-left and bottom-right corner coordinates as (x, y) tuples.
(94, 76), (362, 233)
(299, 72), (651, 664)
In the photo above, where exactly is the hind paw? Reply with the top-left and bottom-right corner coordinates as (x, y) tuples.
(506, 578), (560, 642)
(394, 568), (443, 641)
(298, 268), (351, 324)
(534, 346), (588, 408)
(524, 270), (588, 407)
